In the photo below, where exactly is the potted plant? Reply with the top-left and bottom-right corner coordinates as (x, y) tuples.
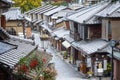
(87, 70), (94, 77)
(104, 63), (111, 77)
(69, 55), (72, 63)
(63, 51), (67, 59)
(43, 67), (57, 80)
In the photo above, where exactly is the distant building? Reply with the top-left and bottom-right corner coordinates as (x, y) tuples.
(0, 0), (12, 28)
(3, 7), (23, 36)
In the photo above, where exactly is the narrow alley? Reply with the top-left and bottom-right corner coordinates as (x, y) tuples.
(33, 32), (87, 80)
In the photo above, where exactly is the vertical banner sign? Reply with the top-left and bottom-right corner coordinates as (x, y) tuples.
(87, 58), (91, 67)
(104, 60), (107, 70)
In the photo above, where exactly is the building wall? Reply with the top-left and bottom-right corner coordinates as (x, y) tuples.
(111, 20), (120, 40)
(88, 25), (101, 39)
(64, 21), (70, 30)
(26, 27), (31, 38)
(33, 13), (36, 20)
(114, 59), (120, 80)
(102, 18), (120, 41)
(102, 19), (108, 40)
(31, 14), (33, 20)
(6, 20), (23, 34)
(56, 21), (64, 28)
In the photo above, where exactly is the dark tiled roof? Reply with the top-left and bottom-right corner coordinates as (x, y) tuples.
(0, 39), (36, 69)
(0, 41), (17, 54)
(67, 2), (109, 24)
(0, 27), (10, 40)
(0, 0), (12, 8)
(63, 34), (74, 43)
(96, 2), (120, 18)
(3, 7), (23, 20)
(24, 4), (55, 14)
(1, 0), (12, 3)
(72, 39), (108, 55)
(0, 27), (37, 69)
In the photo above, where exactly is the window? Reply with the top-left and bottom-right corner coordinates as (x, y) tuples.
(84, 26), (88, 40)
(74, 22), (78, 33)
(108, 21), (112, 40)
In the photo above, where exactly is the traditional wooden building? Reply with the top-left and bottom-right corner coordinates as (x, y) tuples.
(67, 1), (110, 74)
(96, 2), (120, 80)
(0, 0), (12, 28)
(24, 4), (57, 31)
(0, 27), (37, 80)
(3, 7), (23, 35)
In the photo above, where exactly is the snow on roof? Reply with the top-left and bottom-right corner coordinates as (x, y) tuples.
(44, 6), (67, 16)
(72, 39), (108, 55)
(67, 2), (109, 24)
(3, 7), (22, 20)
(96, 2), (120, 18)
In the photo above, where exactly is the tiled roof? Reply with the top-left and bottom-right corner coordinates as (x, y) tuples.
(41, 24), (53, 33)
(85, 16), (101, 24)
(24, 6), (44, 14)
(48, 18), (64, 26)
(33, 20), (42, 25)
(96, 2), (120, 18)
(24, 4), (54, 14)
(3, 7), (23, 20)
(51, 9), (75, 18)
(63, 34), (74, 43)
(0, 42), (17, 54)
(72, 39), (108, 55)
(44, 6), (67, 16)
(35, 5), (57, 14)
(0, 39), (36, 69)
(53, 27), (69, 39)
(1, 0), (12, 3)
(0, 27), (37, 69)
(0, 27), (10, 40)
(69, 3), (84, 10)
(67, 2), (109, 24)
(102, 45), (120, 60)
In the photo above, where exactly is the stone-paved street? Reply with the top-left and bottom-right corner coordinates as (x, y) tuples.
(47, 47), (85, 80)
(33, 32), (87, 80)
(33, 32), (110, 80)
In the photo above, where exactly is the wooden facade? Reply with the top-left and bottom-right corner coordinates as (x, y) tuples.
(102, 18), (120, 41)
(114, 59), (120, 80)
(6, 20), (23, 35)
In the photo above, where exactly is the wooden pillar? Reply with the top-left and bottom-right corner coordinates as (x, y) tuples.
(65, 21), (70, 30)
(1, 15), (6, 29)
(26, 27), (31, 38)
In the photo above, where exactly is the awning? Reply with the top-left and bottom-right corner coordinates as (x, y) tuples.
(53, 27), (69, 38)
(55, 37), (59, 40)
(72, 39), (108, 55)
(62, 40), (71, 49)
